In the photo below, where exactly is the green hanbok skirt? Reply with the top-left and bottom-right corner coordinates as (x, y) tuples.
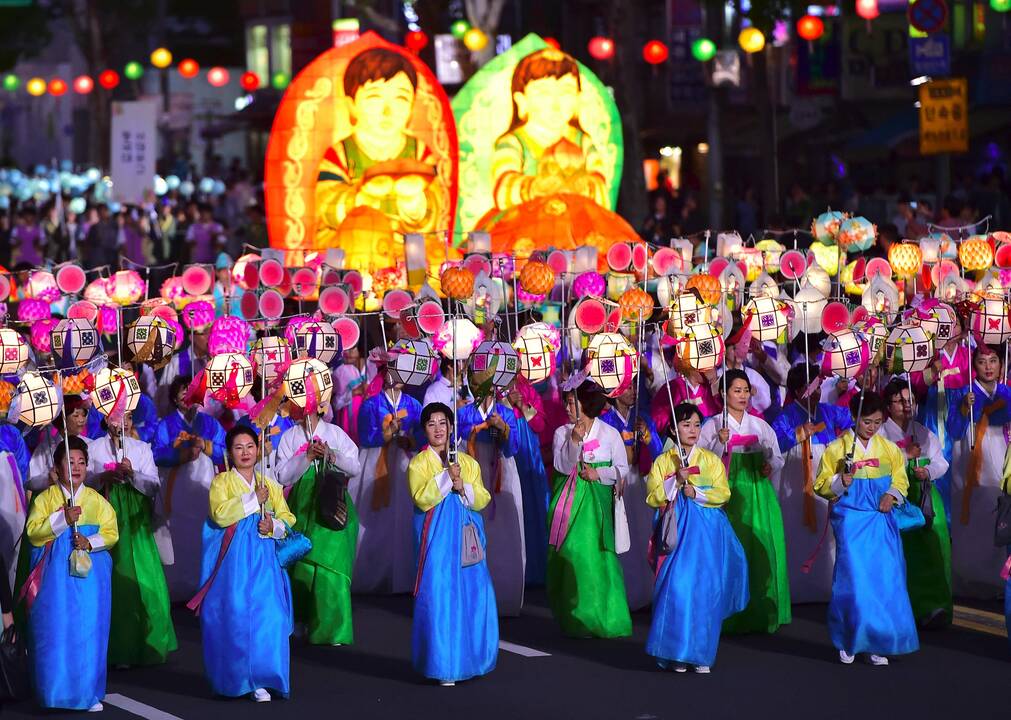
(723, 452), (791, 634)
(287, 464), (359, 645)
(901, 478), (952, 625)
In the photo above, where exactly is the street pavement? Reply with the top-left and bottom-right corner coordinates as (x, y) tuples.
(6, 590), (1008, 720)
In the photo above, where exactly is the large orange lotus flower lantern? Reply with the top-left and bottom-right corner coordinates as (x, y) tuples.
(958, 235), (993, 271)
(519, 258), (556, 296)
(440, 265), (475, 300)
(685, 273), (721, 306)
(888, 242), (923, 278)
(619, 287), (653, 322)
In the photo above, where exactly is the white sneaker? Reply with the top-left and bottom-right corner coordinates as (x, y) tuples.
(839, 650), (855, 664)
(88, 703), (104, 712)
(869, 655), (889, 666)
(251, 688), (271, 702)
(332, 642), (343, 647)
(439, 681), (456, 687)
(674, 663), (688, 673)
(693, 665), (711, 674)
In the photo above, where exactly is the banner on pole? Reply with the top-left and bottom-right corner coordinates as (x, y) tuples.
(918, 77), (967, 155)
(110, 99), (158, 204)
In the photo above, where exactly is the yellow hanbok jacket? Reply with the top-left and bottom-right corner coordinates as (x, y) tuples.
(208, 470), (295, 530)
(27, 484), (118, 550)
(814, 431), (909, 501)
(646, 446), (730, 509)
(408, 447), (490, 513)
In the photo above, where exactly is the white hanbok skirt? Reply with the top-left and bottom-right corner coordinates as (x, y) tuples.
(159, 454), (215, 602)
(617, 468), (653, 612)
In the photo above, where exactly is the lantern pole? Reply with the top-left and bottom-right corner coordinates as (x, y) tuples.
(58, 370), (77, 538)
(721, 291), (729, 429)
(656, 333), (686, 463)
(803, 302), (811, 390)
(450, 299), (459, 462)
(559, 272), (567, 374)
(703, 230), (711, 270)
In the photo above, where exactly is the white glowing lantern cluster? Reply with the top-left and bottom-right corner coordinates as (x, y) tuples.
(127, 316), (177, 367)
(857, 318), (889, 363)
(388, 339), (436, 387)
(0, 328), (29, 375)
(293, 320), (341, 365)
(50, 318), (100, 367)
(885, 324), (935, 373)
(970, 294), (1011, 345)
(586, 332), (639, 397)
(823, 329), (868, 380)
(743, 296), (789, 342)
(15, 371), (61, 427)
(912, 302), (958, 344)
(91, 367), (141, 417)
(252, 336), (292, 384)
(206, 353), (255, 400)
(677, 323), (725, 372)
(434, 317), (483, 361)
(469, 340), (519, 389)
(668, 291), (712, 336)
(513, 323), (558, 383)
(789, 285), (828, 336)
(284, 357), (334, 409)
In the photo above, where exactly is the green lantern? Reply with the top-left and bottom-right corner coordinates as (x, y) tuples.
(992, 0), (1011, 12)
(450, 19), (470, 38)
(124, 61), (144, 80)
(271, 71), (290, 90)
(2, 74), (19, 92)
(691, 38), (717, 62)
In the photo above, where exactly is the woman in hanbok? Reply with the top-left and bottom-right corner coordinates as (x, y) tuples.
(457, 383), (525, 616)
(547, 380), (631, 638)
(505, 379), (550, 586)
(88, 411), (177, 667)
(192, 426), (295, 702)
(352, 356), (422, 594)
(24, 437), (118, 712)
(601, 384), (663, 611)
(332, 344), (367, 444)
(409, 402), (498, 686)
(275, 402), (361, 646)
(946, 344), (1011, 598)
(770, 364), (853, 603)
(699, 369), (788, 634)
(646, 403), (749, 673)
(815, 392), (919, 665)
(880, 380), (952, 627)
(27, 394), (90, 492)
(154, 376), (226, 601)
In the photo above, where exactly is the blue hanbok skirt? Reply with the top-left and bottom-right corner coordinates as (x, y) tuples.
(646, 494), (749, 668)
(828, 476), (919, 656)
(198, 514), (293, 697)
(514, 419), (549, 585)
(28, 524), (111, 710)
(412, 495), (498, 682)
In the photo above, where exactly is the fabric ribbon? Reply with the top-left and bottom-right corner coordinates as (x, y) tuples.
(1001, 554), (1011, 582)
(186, 523), (238, 615)
(6, 453), (24, 516)
(16, 541), (53, 612)
(963, 398), (1006, 525)
(797, 421), (826, 533)
(547, 438), (600, 550)
(851, 458), (880, 471)
(373, 408), (409, 511)
(621, 428), (654, 475)
(609, 354), (635, 399)
(413, 507), (436, 597)
(721, 433), (760, 475)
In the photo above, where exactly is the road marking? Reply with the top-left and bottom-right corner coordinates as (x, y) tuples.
(952, 605), (1007, 638)
(104, 694), (185, 720)
(499, 640), (551, 657)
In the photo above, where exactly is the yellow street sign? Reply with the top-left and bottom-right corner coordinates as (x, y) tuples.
(919, 77), (968, 155)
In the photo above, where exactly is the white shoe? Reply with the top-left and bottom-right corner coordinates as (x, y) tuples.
(439, 681), (456, 687)
(693, 665), (711, 674)
(251, 688), (271, 702)
(332, 642), (343, 647)
(869, 655), (889, 666)
(88, 703), (104, 712)
(839, 650), (855, 664)
(674, 663), (688, 673)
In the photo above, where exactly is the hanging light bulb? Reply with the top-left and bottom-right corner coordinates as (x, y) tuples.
(124, 61), (144, 80)
(47, 78), (68, 96)
(588, 36), (615, 60)
(98, 69), (120, 89)
(643, 40), (669, 65)
(26, 77), (46, 96)
(150, 47), (173, 69)
(797, 15), (825, 41)
(73, 75), (94, 94)
(857, 0), (880, 20)
(178, 58), (199, 79)
(207, 67), (230, 87)
(738, 27), (766, 53)
(691, 37), (717, 62)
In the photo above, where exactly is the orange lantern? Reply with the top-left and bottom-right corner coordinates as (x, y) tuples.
(519, 259), (555, 296)
(619, 287), (653, 322)
(685, 273), (721, 306)
(441, 266), (475, 300)
(959, 236), (994, 271)
(888, 242), (923, 278)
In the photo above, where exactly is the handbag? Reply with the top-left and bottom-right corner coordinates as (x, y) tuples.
(275, 522), (313, 569)
(461, 520), (484, 567)
(994, 477), (1011, 547)
(316, 464), (351, 531)
(614, 492), (631, 554)
(0, 625), (29, 701)
(894, 499), (926, 533)
(69, 547), (92, 578)
(657, 497), (679, 555)
(908, 458), (935, 529)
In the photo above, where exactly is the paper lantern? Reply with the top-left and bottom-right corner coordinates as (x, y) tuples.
(668, 291), (712, 336)
(27, 271), (59, 303)
(959, 236), (993, 271)
(837, 217), (876, 252)
(178, 58), (199, 79)
(0, 328), (28, 375)
(252, 336), (292, 384)
(405, 30), (429, 52)
(643, 40), (669, 64)
(519, 259), (555, 296)
(822, 329), (869, 380)
(738, 27), (765, 53)
(619, 287), (653, 322)
(888, 242), (922, 278)
(108, 270), (145, 305)
(48, 78), (68, 96)
(797, 15), (824, 41)
(98, 70), (119, 89)
(789, 285), (828, 335)
(743, 296), (789, 342)
(857, 0), (880, 20)
(206, 352), (254, 401)
(691, 37), (717, 62)
(91, 367), (141, 417)
(910, 301), (957, 344)
(809, 243), (842, 278)
(749, 271), (779, 299)
(150, 47), (172, 69)
(862, 274), (901, 322)
(208, 315), (251, 355)
(50, 318), (100, 369)
(586, 332), (639, 397)
(240, 71), (260, 91)
(441, 266), (475, 300)
(284, 357), (334, 409)
(677, 323), (725, 372)
(588, 36), (615, 60)
(182, 300), (214, 330)
(207, 67), (229, 87)
(463, 28), (489, 52)
(885, 324), (934, 373)
(387, 339), (436, 387)
(126, 315), (176, 368)
(857, 317), (889, 363)
(293, 321), (341, 365)
(811, 211), (847, 245)
(919, 236), (941, 264)
(970, 293), (1011, 344)
(685, 273), (721, 305)
(17, 298), (51, 323)
(513, 323), (557, 383)
(3, 74), (20, 92)
(433, 318), (483, 360)
(73, 75), (94, 94)
(14, 372), (61, 426)
(469, 340), (519, 390)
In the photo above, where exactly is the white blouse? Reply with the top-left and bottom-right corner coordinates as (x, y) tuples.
(552, 417), (629, 487)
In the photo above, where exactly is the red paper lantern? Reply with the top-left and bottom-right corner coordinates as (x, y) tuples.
(207, 67), (230, 87)
(98, 70), (119, 90)
(797, 14), (825, 41)
(240, 71), (260, 91)
(73, 75), (93, 94)
(643, 40), (669, 65)
(543, 37), (560, 50)
(588, 36), (615, 60)
(405, 29), (429, 52)
(47, 78), (68, 96)
(856, 0), (879, 20)
(178, 58), (200, 79)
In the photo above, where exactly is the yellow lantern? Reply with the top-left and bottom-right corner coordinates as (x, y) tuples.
(888, 242), (922, 278)
(150, 47), (173, 69)
(27, 77), (46, 96)
(958, 236), (993, 271)
(463, 27), (489, 51)
(739, 27), (765, 53)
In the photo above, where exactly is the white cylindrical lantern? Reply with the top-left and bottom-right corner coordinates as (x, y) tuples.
(92, 367), (141, 416)
(970, 294), (1011, 345)
(677, 323), (725, 372)
(433, 318), (483, 361)
(15, 371), (61, 426)
(789, 285), (828, 336)
(585, 332), (639, 397)
(388, 339), (437, 387)
(50, 318), (100, 369)
(821, 329), (869, 380)
(0, 328), (29, 375)
(743, 296), (789, 342)
(252, 336), (292, 384)
(284, 357), (334, 409)
(206, 353), (255, 401)
(885, 324), (935, 373)
(513, 323), (558, 383)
